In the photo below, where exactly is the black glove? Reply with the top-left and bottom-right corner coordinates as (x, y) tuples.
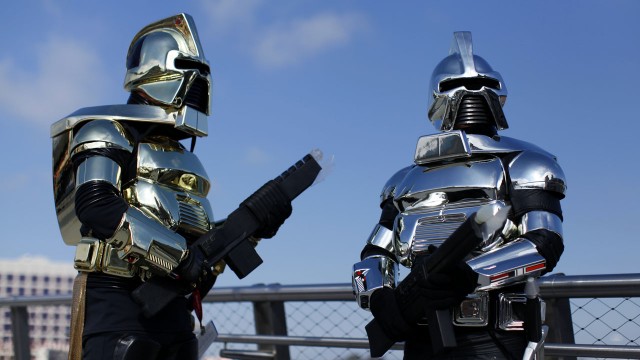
(414, 261), (478, 311)
(241, 180), (292, 239)
(368, 261), (477, 343)
(387, 256), (477, 325)
(369, 287), (415, 342)
(175, 246), (215, 295)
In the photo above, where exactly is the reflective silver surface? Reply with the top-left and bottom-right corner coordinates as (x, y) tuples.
(414, 130), (471, 165)
(175, 105), (208, 137)
(509, 150), (567, 195)
(352, 256), (397, 310)
(124, 13), (211, 137)
(125, 136), (213, 236)
(353, 31), (568, 335)
(126, 181), (212, 237)
(75, 156), (122, 189)
(135, 138), (210, 197)
(394, 200), (505, 267)
(74, 237), (136, 278)
(468, 239), (547, 290)
(453, 291), (489, 327)
(110, 207), (188, 275)
(427, 32), (508, 131)
(395, 156), (506, 211)
(52, 119), (135, 246)
(53, 115), (215, 248)
(364, 224), (395, 254)
(380, 166), (412, 203)
(52, 111), (215, 276)
(69, 119), (134, 153)
(367, 132), (566, 282)
(520, 211), (563, 238)
(497, 293), (527, 331)
(51, 104), (186, 138)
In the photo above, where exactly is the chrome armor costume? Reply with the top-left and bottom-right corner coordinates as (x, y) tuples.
(51, 13), (216, 360)
(52, 13), (213, 279)
(53, 14), (296, 360)
(352, 32), (566, 359)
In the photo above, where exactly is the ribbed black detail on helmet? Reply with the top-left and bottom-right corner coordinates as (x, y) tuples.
(456, 95), (493, 126)
(184, 77), (209, 114)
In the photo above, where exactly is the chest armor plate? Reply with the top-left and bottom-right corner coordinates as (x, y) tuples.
(393, 156), (507, 265)
(123, 138), (213, 240)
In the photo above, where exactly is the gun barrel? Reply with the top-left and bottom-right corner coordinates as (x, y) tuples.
(132, 152), (322, 318)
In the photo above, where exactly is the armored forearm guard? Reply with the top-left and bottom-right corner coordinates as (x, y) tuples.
(467, 238), (546, 290)
(109, 208), (188, 276)
(467, 209), (563, 290)
(352, 256), (398, 310)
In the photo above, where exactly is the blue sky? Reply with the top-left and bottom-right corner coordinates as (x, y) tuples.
(1, 1), (639, 287)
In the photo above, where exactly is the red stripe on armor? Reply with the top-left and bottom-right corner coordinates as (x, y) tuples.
(490, 272), (509, 282)
(525, 262), (546, 273)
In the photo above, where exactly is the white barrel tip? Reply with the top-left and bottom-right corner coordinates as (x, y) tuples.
(310, 149), (323, 163)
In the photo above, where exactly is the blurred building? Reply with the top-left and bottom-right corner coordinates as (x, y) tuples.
(0, 256), (76, 360)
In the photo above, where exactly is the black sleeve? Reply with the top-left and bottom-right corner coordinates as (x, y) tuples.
(360, 198), (399, 261)
(510, 188), (565, 272)
(73, 148), (131, 240)
(378, 198), (398, 230)
(510, 189), (563, 221)
(522, 229), (564, 272)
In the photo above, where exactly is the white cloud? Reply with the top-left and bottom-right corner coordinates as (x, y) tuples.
(0, 36), (109, 128)
(253, 12), (368, 68)
(244, 146), (271, 165)
(199, 0), (264, 32)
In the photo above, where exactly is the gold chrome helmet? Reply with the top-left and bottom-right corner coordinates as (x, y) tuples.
(124, 13), (211, 136)
(428, 32), (508, 133)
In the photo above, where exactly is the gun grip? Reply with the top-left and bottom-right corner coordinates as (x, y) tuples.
(131, 276), (181, 318)
(428, 309), (457, 354)
(365, 319), (396, 358)
(526, 297), (542, 342)
(225, 241), (263, 279)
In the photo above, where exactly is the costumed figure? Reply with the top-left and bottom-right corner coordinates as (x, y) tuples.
(51, 14), (292, 360)
(352, 32), (566, 360)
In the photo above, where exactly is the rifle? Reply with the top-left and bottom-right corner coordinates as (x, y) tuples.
(365, 203), (509, 358)
(132, 151), (323, 318)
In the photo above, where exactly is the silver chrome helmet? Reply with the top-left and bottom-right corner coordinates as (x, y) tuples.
(124, 13), (211, 136)
(427, 31), (508, 132)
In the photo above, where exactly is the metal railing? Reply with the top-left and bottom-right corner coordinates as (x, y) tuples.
(1, 273), (639, 359)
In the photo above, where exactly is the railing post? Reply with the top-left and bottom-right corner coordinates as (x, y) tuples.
(253, 300), (290, 360)
(10, 305), (31, 360)
(542, 274), (577, 360)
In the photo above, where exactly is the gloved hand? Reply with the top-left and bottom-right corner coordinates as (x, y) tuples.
(368, 260), (477, 343)
(241, 180), (292, 239)
(414, 261), (478, 312)
(369, 287), (415, 342)
(377, 256), (477, 331)
(175, 246), (215, 295)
